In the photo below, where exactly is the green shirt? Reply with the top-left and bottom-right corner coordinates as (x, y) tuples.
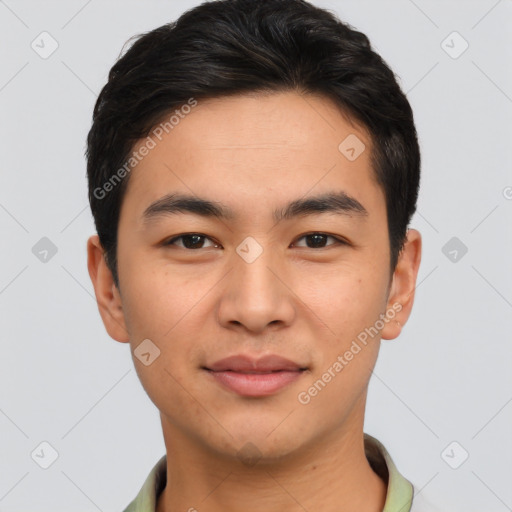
(123, 433), (438, 512)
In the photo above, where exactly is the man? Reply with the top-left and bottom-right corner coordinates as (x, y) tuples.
(86, 0), (439, 510)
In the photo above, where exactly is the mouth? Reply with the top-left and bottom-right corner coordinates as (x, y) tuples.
(203, 368), (307, 397)
(202, 354), (308, 397)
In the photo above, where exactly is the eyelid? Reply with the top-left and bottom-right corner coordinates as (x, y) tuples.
(164, 233), (220, 248)
(292, 232), (348, 248)
(163, 232), (348, 249)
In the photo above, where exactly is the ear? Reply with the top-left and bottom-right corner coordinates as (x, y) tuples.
(87, 234), (130, 343)
(381, 229), (422, 340)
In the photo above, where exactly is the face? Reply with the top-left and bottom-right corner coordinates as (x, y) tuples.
(88, 91), (421, 462)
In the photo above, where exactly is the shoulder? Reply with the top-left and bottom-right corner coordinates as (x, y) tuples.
(122, 454), (167, 512)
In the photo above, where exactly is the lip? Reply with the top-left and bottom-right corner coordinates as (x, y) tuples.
(203, 354), (308, 397)
(206, 354), (306, 372)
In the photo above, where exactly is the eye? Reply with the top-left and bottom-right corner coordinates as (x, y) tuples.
(164, 233), (220, 250)
(163, 232), (347, 250)
(292, 232), (346, 249)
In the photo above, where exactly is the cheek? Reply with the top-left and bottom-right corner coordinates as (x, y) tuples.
(295, 274), (385, 420)
(298, 263), (388, 339)
(121, 264), (212, 378)
(121, 262), (200, 339)
(122, 270), (203, 402)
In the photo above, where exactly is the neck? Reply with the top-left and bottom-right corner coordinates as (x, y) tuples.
(156, 414), (387, 512)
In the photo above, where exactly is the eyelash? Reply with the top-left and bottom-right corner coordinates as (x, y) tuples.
(163, 232), (348, 250)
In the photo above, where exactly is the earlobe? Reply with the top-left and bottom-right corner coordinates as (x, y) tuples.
(86, 235), (130, 343)
(381, 229), (422, 341)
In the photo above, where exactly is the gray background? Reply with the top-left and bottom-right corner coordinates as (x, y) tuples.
(1, 0), (511, 510)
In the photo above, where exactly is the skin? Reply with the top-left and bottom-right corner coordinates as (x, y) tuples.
(87, 91), (421, 512)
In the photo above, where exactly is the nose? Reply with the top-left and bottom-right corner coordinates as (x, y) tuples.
(216, 239), (296, 334)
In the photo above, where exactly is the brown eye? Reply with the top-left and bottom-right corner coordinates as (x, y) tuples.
(165, 233), (218, 249)
(293, 233), (345, 249)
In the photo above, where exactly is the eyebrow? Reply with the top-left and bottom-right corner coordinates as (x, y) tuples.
(141, 191), (368, 226)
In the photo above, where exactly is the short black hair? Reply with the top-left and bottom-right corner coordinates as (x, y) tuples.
(86, 0), (420, 289)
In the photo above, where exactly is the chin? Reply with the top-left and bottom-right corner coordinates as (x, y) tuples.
(208, 422), (309, 466)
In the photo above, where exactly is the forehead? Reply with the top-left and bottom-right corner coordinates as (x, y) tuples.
(119, 91), (383, 224)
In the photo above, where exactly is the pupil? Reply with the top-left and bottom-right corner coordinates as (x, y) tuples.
(184, 235), (203, 249)
(308, 234), (326, 248)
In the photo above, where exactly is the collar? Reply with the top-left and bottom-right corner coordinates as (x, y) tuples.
(122, 433), (414, 512)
